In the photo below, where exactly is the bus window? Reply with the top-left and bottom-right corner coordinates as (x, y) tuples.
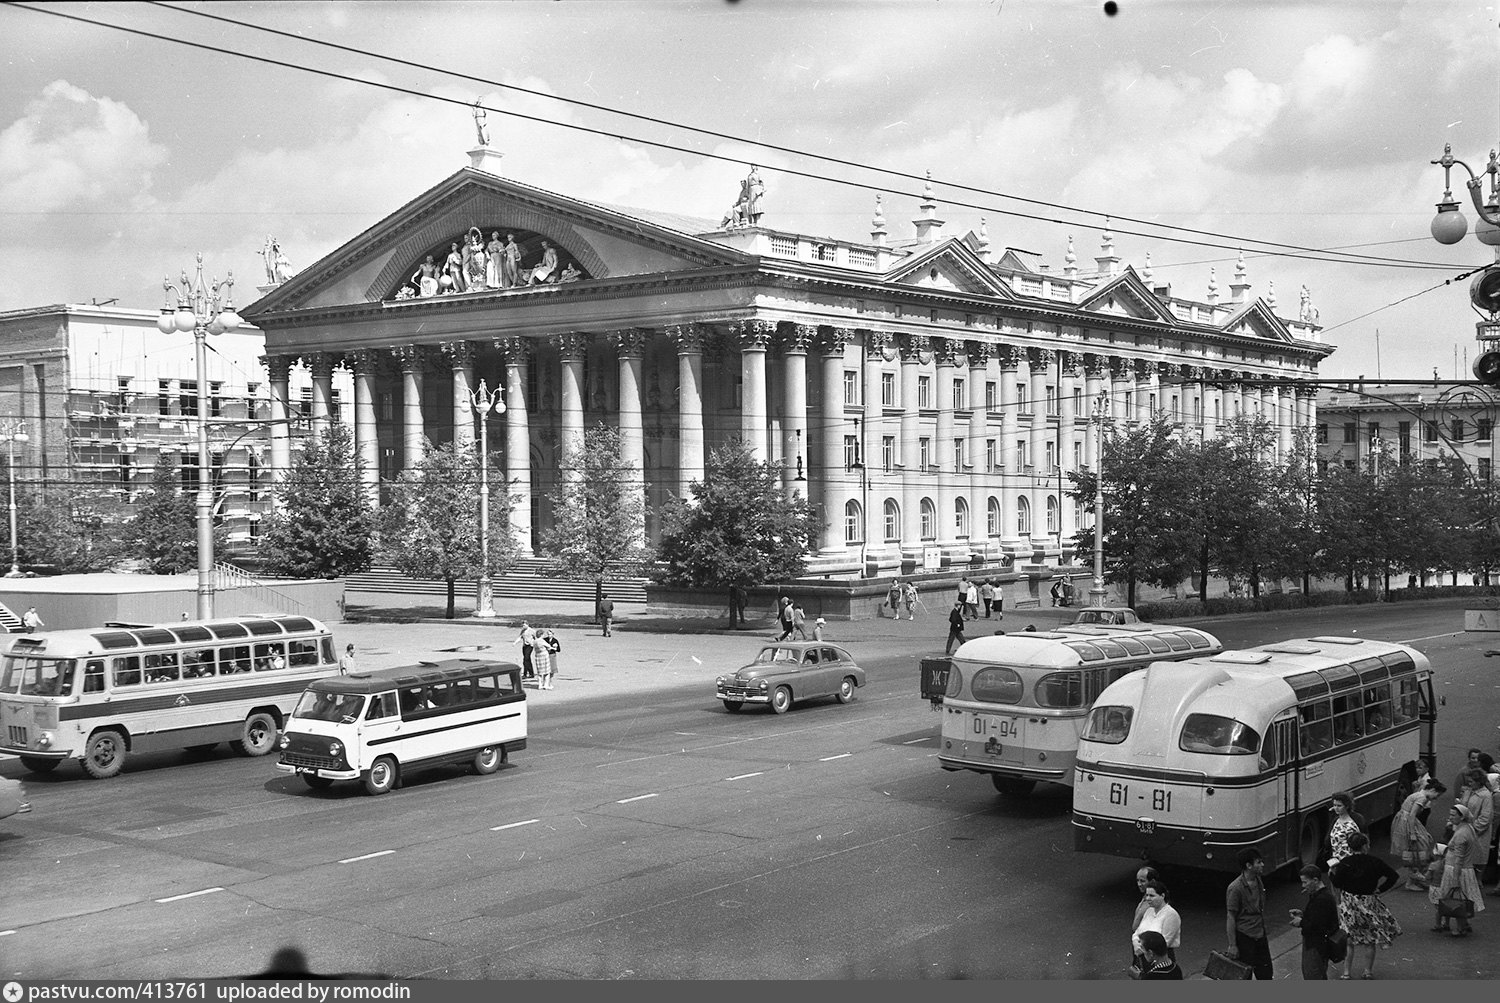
(1179, 713), (1260, 755)
(1065, 642), (1105, 662)
(1093, 640), (1127, 660)
(288, 639), (321, 668)
(113, 656), (142, 688)
(1299, 701), (1332, 755)
(1394, 678), (1418, 724)
(1363, 684), (1392, 733)
(83, 660), (105, 693)
(490, 673), (516, 697)
(253, 642), (287, 671)
(220, 645), (252, 674)
(1115, 638), (1149, 657)
(366, 692), (398, 720)
(1161, 634), (1191, 652)
(321, 637), (336, 664)
(144, 652), (180, 684)
(1036, 671), (1085, 709)
(1331, 692), (1362, 743)
(971, 667), (1023, 703)
(15, 658), (72, 696)
(182, 647), (217, 678)
(1141, 636), (1170, 654)
(1081, 705), (1132, 744)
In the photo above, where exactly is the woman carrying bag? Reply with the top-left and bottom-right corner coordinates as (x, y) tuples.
(1432, 803), (1486, 937)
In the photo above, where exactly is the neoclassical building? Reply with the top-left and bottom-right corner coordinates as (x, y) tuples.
(242, 143), (1334, 576)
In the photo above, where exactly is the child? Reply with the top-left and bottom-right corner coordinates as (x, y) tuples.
(813, 617), (825, 641)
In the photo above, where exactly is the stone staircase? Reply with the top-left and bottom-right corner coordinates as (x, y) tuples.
(345, 559), (649, 604)
(0, 601), (22, 633)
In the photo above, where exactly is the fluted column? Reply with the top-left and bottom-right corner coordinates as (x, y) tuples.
(351, 349), (380, 503)
(1208, 370), (1227, 438)
(1028, 348), (1053, 481)
(1238, 372), (1254, 421)
(735, 320), (774, 460)
(495, 337), (533, 554)
(933, 337), (959, 550)
(392, 345), (425, 470)
(1134, 359), (1158, 423)
(998, 345), (1023, 550)
(780, 323), (814, 495)
(442, 341), (476, 453)
(1058, 351), (1079, 544)
(862, 332), (890, 558)
(308, 352), (334, 438)
(263, 355), (293, 508)
(669, 324), (706, 496)
(1300, 387), (1318, 443)
(555, 333), (588, 473)
(608, 328), (648, 545)
(965, 341), (991, 556)
(1109, 356), (1131, 424)
(1083, 354), (1107, 478)
(817, 325), (852, 557)
(897, 335), (927, 552)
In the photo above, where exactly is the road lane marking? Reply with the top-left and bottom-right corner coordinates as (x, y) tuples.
(338, 850), (395, 864)
(819, 753), (852, 761)
(156, 887), (223, 903)
(725, 772), (763, 781)
(903, 737), (932, 745)
(491, 818), (539, 832)
(617, 793), (659, 804)
(0, 930), (14, 937)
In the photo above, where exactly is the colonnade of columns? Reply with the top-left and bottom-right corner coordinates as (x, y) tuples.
(259, 327), (1318, 572)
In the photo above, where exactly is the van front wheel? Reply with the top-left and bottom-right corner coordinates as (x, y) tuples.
(364, 756), (397, 796)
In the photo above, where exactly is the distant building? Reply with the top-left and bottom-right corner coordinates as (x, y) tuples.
(241, 145), (1334, 577)
(1316, 379), (1499, 482)
(0, 303), (351, 556)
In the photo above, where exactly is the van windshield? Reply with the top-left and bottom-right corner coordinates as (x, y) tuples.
(292, 690), (365, 723)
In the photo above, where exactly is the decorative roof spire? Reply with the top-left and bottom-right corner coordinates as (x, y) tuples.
(1063, 235), (1078, 277)
(977, 217), (991, 257)
(913, 169), (945, 244)
(871, 194), (887, 246)
(1206, 266), (1220, 305)
(1095, 216), (1120, 278)
(1141, 251), (1154, 285)
(1266, 279), (1277, 310)
(1230, 249), (1251, 303)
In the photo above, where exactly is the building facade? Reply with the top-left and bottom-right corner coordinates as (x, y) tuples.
(242, 146), (1334, 577)
(1316, 380), (1500, 481)
(0, 303), (351, 555)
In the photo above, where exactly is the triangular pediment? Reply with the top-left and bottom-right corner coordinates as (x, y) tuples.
(882, 238), (1013, 297)
(1076, 267), (1178, 324)
(1218, 298), (1296, 342)
(243, 168), (750, 318)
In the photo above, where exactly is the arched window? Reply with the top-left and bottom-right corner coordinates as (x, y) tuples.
(1017, 495), (1032, 535)
(883, 499), (900, 542)
(1046, 495), (1059, 534)
(920, 497), (937, 540)
(955, 497), (970, 539)
(844, 500), (863, 544)
(987, 496), (1001, 538)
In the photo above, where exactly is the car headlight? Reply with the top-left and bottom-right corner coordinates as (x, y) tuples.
(328, 741), (342, 757)
(758, 680), (768, 690)
(36, 733), (51, 748)
(279, 734), (290, 749)
(716, 676), (725, 686)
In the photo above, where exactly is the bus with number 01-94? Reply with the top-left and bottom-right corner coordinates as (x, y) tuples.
(0, 615), (339, 778)
(936, 622), (1223, 796)
(1072, 635), (1436, 872)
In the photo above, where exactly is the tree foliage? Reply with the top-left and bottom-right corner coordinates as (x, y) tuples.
(655, 440), (814, 627)
(538, 423), (652, 611)
(257, 422), (377, 579)
(126, 454), (212, 574)
(379, 439), (519, 618)
(0, 488), (122, 573)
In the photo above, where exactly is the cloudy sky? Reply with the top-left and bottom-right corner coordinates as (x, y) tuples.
(2, 0), (1497, 381)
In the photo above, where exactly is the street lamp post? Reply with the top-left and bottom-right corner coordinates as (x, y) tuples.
(1, 420), (28, 578)
(1089, 392), (1109, 607)
(158, 254), (241, 620)
(470, 379), (507, 617)
(1429, 145), (1500, 379)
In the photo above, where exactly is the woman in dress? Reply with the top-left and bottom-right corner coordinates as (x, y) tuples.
(1432, 803), (1485, 937)
(530, 629), (553, 691)
(1329, 831), (1402, 979)
(1327, 791), (1362, 868)
(1391, 780), (1445, 890)
(1131, 877), (1180, 971)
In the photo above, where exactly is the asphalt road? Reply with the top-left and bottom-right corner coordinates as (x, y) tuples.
(0, 599), (1493, 979)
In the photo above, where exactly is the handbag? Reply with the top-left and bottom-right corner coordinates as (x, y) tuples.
(1438, 888), (1476, 919)
(1326, 928), (1349, 964)
(1203, 950), (1253, 980)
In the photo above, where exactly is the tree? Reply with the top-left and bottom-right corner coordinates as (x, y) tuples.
(257, 422), (377, 579)
(379, 439), (519, 619)
(655, 440), (814, 628)
(538, 423), (652, 616)
(0, 488), (123, 573)
(126, 455), (199, 574)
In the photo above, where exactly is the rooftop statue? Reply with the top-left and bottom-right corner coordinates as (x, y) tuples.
(472, 99), (489, 147)
(720, 166), (765, 228)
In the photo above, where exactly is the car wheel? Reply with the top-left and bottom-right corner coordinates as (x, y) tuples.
(722, 700), (744, 713)
(991, 775), (1036, 797)
(770, 686), (792, 715)
(230, 712), (278, 757)
(836, 676), (856, 704)
(81, 730), (127, 779)
(364, 756), (398, 796)
(18, 756), (59, 774)
(302, 774), (334, 790)
(473, 747), (501, 774)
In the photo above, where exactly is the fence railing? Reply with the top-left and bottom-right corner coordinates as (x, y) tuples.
(213, 562), (308, 615)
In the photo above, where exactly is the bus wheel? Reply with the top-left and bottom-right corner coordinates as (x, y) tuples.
(18, 756), (59, 774)
(836, 676), (857, 704)
(1298, 816), (1323, 869)
(231, 712), (278, 757)
(770, 686), (792, 714)
(473, 747), (501, 775)
(364, 756), (397, 796)
(302, 775), (334, 790)
(991, 775), (1036, 797)
(81, 730), (127, 779)
(722, 700), (744, 713)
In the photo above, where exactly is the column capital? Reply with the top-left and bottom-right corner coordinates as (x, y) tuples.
(440, 340), (475, 368)
(964, 339), (992, 370)
(932, 336), (962, 368)
(733, 319), (776, 350)
(1108, 356), (1133, 379)
(815, 324), (852, 356)
(553, 332), (590, 362)
(1295, 384), (1318, 400)
(1082, 353), (1109, 379)
(391, 345), (426, 373)
(606, 328), (650, 357)
(1133, 358), (1158, 379)
(896, 333), (930, 363)
(667, 323), (709, 354)
(864, 329), (892, 361)
(261, 355), (294, 382)
(305, 351), (335, 379)
(492, 335), (534, 364)
(350, 349), (382, 375)
(1058, 350), (1080, 376)
(1026, 347), (1055, 370)
(778, 322), (817, 355)
(1178, 363), (1204, 381)
(996, 344), (1021, 370)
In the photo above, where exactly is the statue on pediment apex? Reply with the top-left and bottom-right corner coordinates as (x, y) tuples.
(720, 166), (765, 228)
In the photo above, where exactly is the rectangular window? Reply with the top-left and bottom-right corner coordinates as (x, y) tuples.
(882, 436), (895, 472)
(180, 453), (200, 493)
(1017, 439), (1029, 468)
(1398, 421), (1411, 456)
(1452, 419), (1466, 441)
(209, 382), (223, 418)
(1170, 394), (1180, 421)
(1424, 421), (1439, 443)
(1017, 384), (1029, 413)
(917, 375), (932, 409)
(986, 439), (997, 472)
(378, 392), (395, 422)
(179, 380), (198, 417)
(881, 372), (896, 407)
(844, 435), (859, 470)
(985, 381), (997, 411)
(118, 455), (133, 489)
(298, 388), (312, 418)
(1367, 422), (1381, 443)
(1045, 441), (1057, 472)
(1482, 458), (1493, 482)
(211, 452), (225, 493)
(247, 454), (261, 503)
(1316, 424), (1328, 444)
(116, 376), (133, 413)
(1343, 423), (1357, 443)
(1045, 385), (1057, 416)
(843, 370), (859, 406)
(953, 378), (967, 411)
(954, 438), (965, 471)
(919, 437), (931, 469)
(158, 379), (171, 416)
(379, 446), (397, 483)
(1480, 419), (1493, 442)
(1073, 442), (1082, 469)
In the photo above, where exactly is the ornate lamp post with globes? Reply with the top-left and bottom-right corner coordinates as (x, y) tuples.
(157, 254), (241, 620)
(470, 379), (507, 617)
(1, 420), (28, 578)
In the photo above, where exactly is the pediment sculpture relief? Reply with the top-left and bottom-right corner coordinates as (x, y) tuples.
(394, 229), (588, 300)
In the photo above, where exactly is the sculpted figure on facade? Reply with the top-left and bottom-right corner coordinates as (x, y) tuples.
(443, 242), (465, 292)
(472, 99), (489, 147)
(720, 166), (766, 228)
(462, 227), (487, 290)
(558, 262), (583, 283)
(501, 234), (523, 288)
(411, 254), (440, 298)
(485, 232), (503, 288)
(258, 236), (294, 285)
(527, 240), (559, 285)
